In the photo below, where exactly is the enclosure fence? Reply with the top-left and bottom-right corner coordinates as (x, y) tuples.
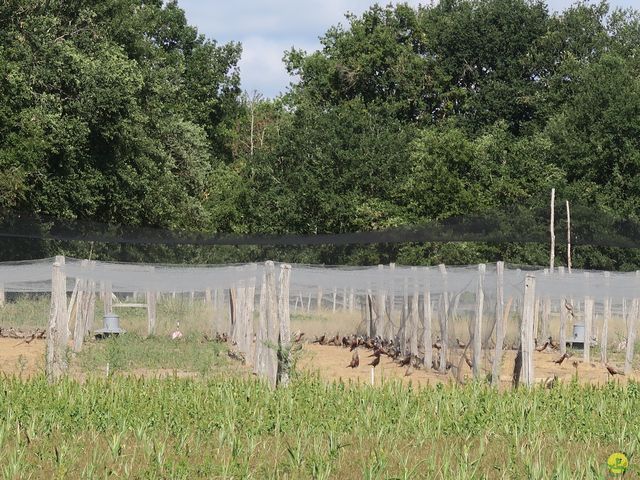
(0, 257), (638, 387)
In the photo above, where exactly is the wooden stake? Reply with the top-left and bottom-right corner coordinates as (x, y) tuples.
(146, 290), (157, 337)
(277, 264), (292, 387)
(558, 266), (567, 355)
(521, 274), (536, 388)
(602, 283), (610, 365)
(423, 278), (432, 369)
(438, 264), (449, 374)
(410, 268), (419, 356)
(491, 261), (505, 386)
(584, 296), (593, 363)
(624, 272), (639, 374)
(264, 261), (279, 387)
(473, 264), (485, 379)
(566, 200), (572, 273)
(550, 188), (555, 273)
(46, 256), (68, 383)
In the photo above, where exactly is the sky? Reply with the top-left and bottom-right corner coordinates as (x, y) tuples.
(178, 0), (639, 98)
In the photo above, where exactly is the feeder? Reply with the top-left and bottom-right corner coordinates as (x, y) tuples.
(94, 313), (126, 339)
(570, 323), (585, 348)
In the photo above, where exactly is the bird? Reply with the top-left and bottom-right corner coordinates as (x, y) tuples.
(347, 349), (359, 368)
(564, 300), (575, 318)
(572, 360), (579, 369)
(463, 355), (473, 369)
(456, 338), (466, 348)
(293, 331), (305, 343)
(548, 336), (559, 350)
(369, 354), (381, 368)
(171, 322), (183, 340)
(544, 375), (558, 389)
(404, 365), (413, 376)
(312, 334), (326, 345)
(349, 337), (358, 351)
(606, 363), (625, 377)
(553, 352), (570, 365)
(535, 341), (549, 352)
(432, 341), (442, 350)
(342, 336), (350, 347)
(398, 355), (411, 367)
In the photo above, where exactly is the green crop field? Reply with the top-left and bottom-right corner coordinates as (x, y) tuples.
(0, 366), (638, 479)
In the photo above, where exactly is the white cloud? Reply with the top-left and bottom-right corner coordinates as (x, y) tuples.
(177, 0), (638, 97)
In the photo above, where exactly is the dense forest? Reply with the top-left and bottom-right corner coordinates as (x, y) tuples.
(1, 0), (640, 268)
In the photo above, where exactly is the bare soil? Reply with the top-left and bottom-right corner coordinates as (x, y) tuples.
(0, 337), (46, 377)
(297, 344), (638, 388)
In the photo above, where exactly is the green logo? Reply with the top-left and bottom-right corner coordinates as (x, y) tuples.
(607, 452), (628, 475)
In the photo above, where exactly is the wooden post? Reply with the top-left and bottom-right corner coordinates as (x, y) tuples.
(366, 290), (374, 337)
(349, 288), (354, 313)
(602, 277), (611, 365)
(146, 290), (157, 336)
(491, 261), (505, 386)
(102, 281), (112, 315)
(542, 296), (551, 341)
(306, 291), (312, 313)
(556, 267), (566, 355)
(566, 200), (572, 273)
(205, 288), (212, 304)
(0, 283), (5, 306)
(85, 262), (96, 336)
(389, 263), (396, 338)
(317, 287), (323, 312)
(584, 271), (593, 363)
(332, 288), (337, 313)
(473, 264), (486, 379)
(376, 264), (385, 337)
(550, 188), (555, 273)
(254, 272), (267, 376)
(277, 264), (292, 387)
(521, 274), (536, 388)
(584, 296), (593, 363)
(410, 268), (419, 356)
(423, 270), (432, 369)
(264, 261), (279, 387)
(438, 264), (449, 374)
(625, 298), (638, 375)
(624, 272), (640, 374)
(46, 256), (68, 383)
(342, 287), (347, 312)
(228, 287), (236, 338)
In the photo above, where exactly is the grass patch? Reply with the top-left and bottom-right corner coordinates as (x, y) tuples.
(0, 375), (638, 478)
(76, 334), (229, 377)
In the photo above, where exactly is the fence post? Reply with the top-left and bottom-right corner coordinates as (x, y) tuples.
(491, 261), (505, 386)
(521, 274), (536, 388)
(422, 268), (432, 369)
(558, 267), (567, 355)
(146, 267), (157, 337)
(277, 264), (292, 387)
(264, 261), (279, 387)
(46, 256), (68, 383)
(473, 264), (486, 379)
(602, 273), (610, 365)
(438, 264), (449, 373)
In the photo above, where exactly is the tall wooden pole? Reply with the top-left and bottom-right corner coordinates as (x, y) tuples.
(472, 264), (486, 379)
(491, 261), (505, 386)
(550, 188), (555, 273)
(566, 200), (572, 273)
(277, 264), (292, 387)
(521, 274), (536, 388)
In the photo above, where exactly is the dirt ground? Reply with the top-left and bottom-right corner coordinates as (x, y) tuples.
(1, 337), (636, 388)
(0, 337), (46, 377)
(297, 343), (639, 388)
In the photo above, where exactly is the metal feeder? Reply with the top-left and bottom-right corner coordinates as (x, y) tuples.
(95, 313), (126, 339)
(570, 323), (585, 349)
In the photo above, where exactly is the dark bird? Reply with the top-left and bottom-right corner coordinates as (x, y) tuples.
(536, 341), (549, 352)
(36, 329), (46, 339)
(456, 338), (466, 348)
(348, 350), (359, 368)
(404, 365), (413, 376)
(432, 341), (442, 350)
(606, 363), (625, 377)
(312, 334), (326, 345)
(564, 300), (576, 318)
(464, 355), (473, 369)
(553, 352), (570, 365)
(398, 355), (411, 367)
(364, 338), (375, 349)
(572, 360), (579, 369)
(349, 338), (358, 351)
(342, 336), (350, 347)
(369, 354), (381, 368)
(548, 336), (559, 350)
(544, 375), (558, 389)
(293, 331), (305, 343)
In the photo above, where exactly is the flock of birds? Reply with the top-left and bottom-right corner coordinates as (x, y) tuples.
(304, 331), (629, 381)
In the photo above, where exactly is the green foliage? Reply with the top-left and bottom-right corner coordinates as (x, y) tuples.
(2, 0), (640, 269)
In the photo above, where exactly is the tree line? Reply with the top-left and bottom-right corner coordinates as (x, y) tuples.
(1, 0), (639, 269)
